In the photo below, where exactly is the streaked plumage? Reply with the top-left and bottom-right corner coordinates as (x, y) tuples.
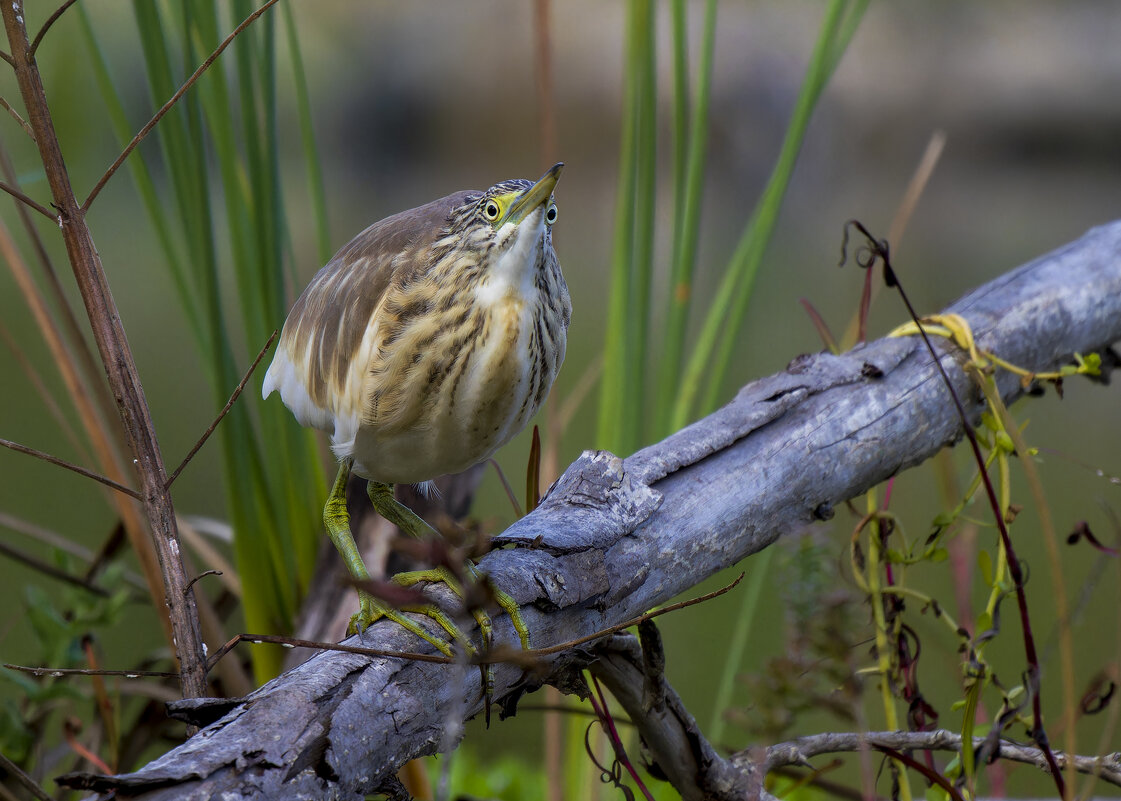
(262, 166), (570, 485)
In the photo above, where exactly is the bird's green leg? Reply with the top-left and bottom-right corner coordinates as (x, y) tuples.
(325, 462), (460, 656)
(367, 481), (532, 651)
(465, 562), (531, 651)
(365, 480), (440, 538)
(366, 481), (493, 642)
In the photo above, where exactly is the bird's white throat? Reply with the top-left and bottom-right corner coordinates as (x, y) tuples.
(474, 208), (545, 307)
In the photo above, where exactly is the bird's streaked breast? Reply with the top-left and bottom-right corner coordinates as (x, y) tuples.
(347, 216), (568, 482)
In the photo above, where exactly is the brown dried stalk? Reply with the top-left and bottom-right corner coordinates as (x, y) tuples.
(0, 4), (206, 699)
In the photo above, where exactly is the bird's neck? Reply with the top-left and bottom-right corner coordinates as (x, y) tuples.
(475, 224), (545, 306)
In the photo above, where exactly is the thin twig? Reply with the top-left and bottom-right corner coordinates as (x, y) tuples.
(81, 637), (119, 764)
(6, 619), (694, 682)
(757, 730), (1121, 787)
(176, 517), (241, 596)
(205, 572), (746, 674)
(81, 0), (283, 212)
(4, 664), (180, 679)
(0, 751), (52, 801)
(889, 262), (1065, 793)
(184, 569), (222, 593)
(0, 510), (93, 561)
(0, 511), (145, 593)
(205, 633), (455, 672)
(0, 12), (188, 659)
(0, 179), (55, 220)
(165, 331), (277, 488)
(588, 672), (656, 800)
(0, 436), (140, 498)
(556, 352), (603, 433)
(489, 458), (523, 518)
(0, 94), (34, 139)
(82, 521), (127, 584)
(886, 129), (945, 248)
(0, 539), (112, 597)
(876, 746), (965, 801)
(842, 129), (945, 347)
(29, 0), (81, 57)
(514, 572), (744, 659)
(0, 50), (11, 66)
(63, 716), (114, 775)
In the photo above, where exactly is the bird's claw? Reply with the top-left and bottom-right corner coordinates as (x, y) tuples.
(345, 589), (459, 657)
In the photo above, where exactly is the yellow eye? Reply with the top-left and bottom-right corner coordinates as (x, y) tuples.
(483, 200), (501, 221)
(545, 203), (558, 225)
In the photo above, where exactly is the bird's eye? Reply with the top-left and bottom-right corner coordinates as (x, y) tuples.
(545, 203), (558, 225)
(484, 200), (501, 221)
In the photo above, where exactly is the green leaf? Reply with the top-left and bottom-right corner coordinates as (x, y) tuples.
(931, 511), (955, 527)
(924, 785), (951, 801)
(926, 547), (949, 563)
(0, 699), (34, 763)
(1079, 352), (1102, 375)
(961, 678), (981, 782)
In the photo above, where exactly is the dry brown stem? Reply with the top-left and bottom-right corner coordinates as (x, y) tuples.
(1, 2), (206, 700)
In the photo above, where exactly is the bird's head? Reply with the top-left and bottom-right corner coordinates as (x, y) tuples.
(452, 162), (563, 259)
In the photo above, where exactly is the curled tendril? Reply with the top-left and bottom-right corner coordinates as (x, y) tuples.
(839, 219), (896, 285)
(584, 721), (634, 800)
(1080, 675), (1115, 715)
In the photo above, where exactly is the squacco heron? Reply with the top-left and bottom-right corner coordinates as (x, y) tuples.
(262, 163), (569, 653)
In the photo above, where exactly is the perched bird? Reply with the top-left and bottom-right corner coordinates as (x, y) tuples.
(263, 163), (569, 649)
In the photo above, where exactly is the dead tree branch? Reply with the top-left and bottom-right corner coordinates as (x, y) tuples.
(60, 221), (1121, 799)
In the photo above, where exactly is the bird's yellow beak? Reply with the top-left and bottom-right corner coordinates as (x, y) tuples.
(502, 162), (563, 227)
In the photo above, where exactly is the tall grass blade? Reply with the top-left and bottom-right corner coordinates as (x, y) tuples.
(78, 7), (199, 345)
(87, 1), (327, 680)
(627, 5), (657, 453)
(671, 0), (866, 430)
(656, 0), (717, 438)
(597, 0), (645, 456)
(282, 2), (331, 264)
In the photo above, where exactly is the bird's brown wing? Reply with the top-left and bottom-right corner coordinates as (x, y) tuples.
(265, 190), (475, 428)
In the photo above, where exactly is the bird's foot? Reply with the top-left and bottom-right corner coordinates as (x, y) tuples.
(463, 562), (531, 651)
(388, 563), (532, 716)
(346, 588), (469, 658)
(391, 563), (531, 652)
(365, 480), (533, 650)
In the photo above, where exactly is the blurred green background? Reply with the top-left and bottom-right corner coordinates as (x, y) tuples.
(1, 1), (1120, 797)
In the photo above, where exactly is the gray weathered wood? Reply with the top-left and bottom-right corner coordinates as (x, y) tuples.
(63, 222), (1121, 799)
